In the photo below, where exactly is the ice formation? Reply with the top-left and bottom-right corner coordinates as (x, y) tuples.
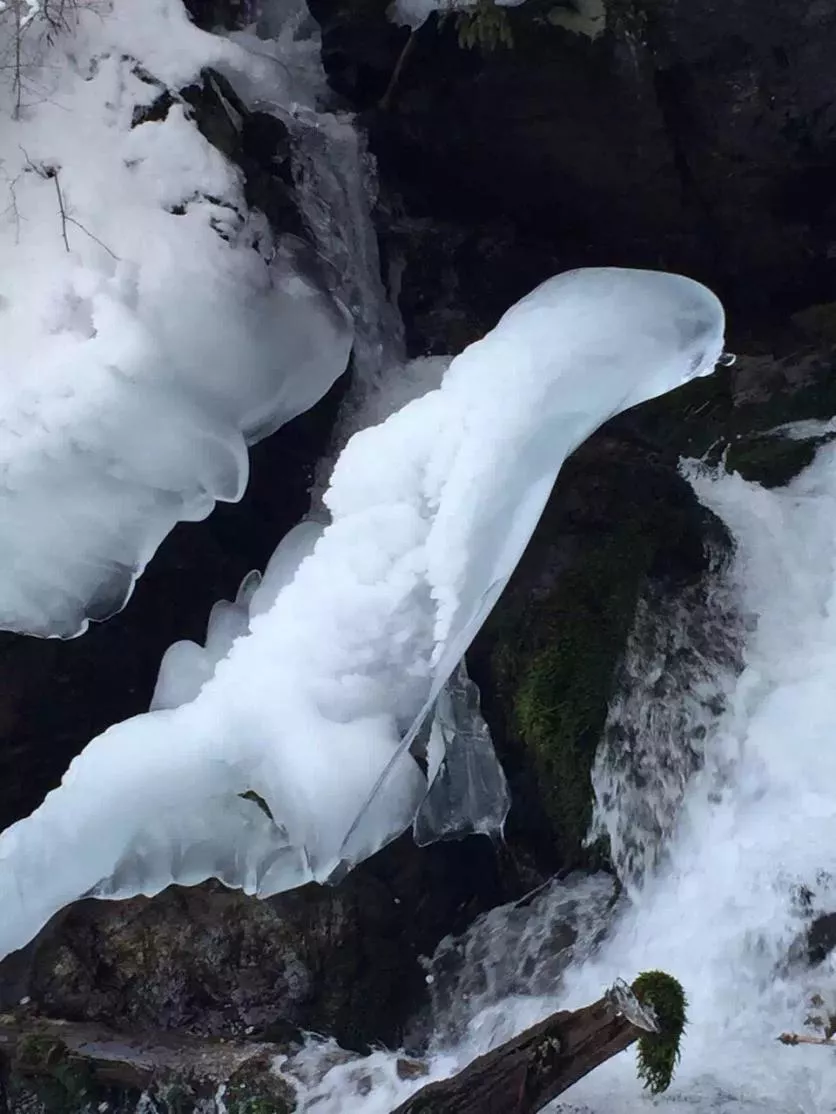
(0, 0), (352, 637)
(0, 266), (726, 961)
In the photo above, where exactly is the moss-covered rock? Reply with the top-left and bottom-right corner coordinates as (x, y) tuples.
(612, 337), (836, 489)
(6, 1031), (136, 1114)
(224, 1057), (295, 1114)
(469, 428), (728, 874)
(490, 528), (653, 867)
(1, 831), (503, 1056)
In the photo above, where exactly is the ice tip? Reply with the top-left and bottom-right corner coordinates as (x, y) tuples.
(717, 351), (736, 367)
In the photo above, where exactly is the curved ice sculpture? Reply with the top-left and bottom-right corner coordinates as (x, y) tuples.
(0, 268), (726, 960)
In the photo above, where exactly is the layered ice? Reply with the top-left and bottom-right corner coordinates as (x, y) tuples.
(0, 267), (726, 960)
(0, 0), (352, 637)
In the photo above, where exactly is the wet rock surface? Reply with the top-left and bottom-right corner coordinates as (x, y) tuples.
(0, 836), (502, 1054)
(313, 0), (836, 320)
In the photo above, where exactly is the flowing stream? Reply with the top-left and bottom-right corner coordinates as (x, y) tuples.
(282, 447), (836, 1113)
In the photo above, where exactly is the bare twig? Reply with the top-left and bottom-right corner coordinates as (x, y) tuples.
(64, 211), (119, 257)
(50, 165), (69, 250)
(379, 28), (419, 111)
(17, 150), (118, 258)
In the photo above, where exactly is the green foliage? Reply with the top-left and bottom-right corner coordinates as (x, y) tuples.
(224, 1061), (294, 1114)
(491, 526), (654, 865)
(631, 970), (687, 1095)
(441, 0), (514, 51)
(13, 1033), (98, 1113)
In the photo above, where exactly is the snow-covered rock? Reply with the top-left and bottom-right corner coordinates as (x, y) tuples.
(0, 0), (352, 638)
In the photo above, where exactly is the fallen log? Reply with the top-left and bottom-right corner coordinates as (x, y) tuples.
(0, 973), (685, 1114)
(390, 993), (642, 1114)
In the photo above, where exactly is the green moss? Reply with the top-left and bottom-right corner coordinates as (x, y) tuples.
(631, 353), (836, 489)
(631, 970), (688, 1095)
(492, 526), (655, 864)
(725, 435), (823, 489)
(156, 1080), (199, 1114)
(224, 1060), (294, 1114)
(10, 1031), (150, 1114)
(441, 0), (514, 50)
(12, 1033), (98, 1114)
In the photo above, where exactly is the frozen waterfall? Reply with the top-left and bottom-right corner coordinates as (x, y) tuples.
(0, 266), (726, 961)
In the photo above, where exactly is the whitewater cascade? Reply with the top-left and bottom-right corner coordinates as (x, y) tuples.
(588, 553), (744, 893)
(292, 441), (836, 1114)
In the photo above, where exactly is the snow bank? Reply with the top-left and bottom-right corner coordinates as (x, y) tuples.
(0, 0), (352, 636)
(0, 267), (726, 960)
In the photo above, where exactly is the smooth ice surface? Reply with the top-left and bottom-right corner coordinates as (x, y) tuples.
(0, 267), (726, 960)
(288, 444), (836, 1114)
(414, 659), (510, 846)
(0, 0), (352, 637)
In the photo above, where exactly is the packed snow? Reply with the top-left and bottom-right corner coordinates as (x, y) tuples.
(0, 266), (726, 960)
(0, 0), (352, 637)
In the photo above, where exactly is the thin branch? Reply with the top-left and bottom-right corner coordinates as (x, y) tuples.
(17, 150), (119, 258)
(51, 165), (69, 250)
(64, 213), (119, 257)
(379, 28), (419, 111)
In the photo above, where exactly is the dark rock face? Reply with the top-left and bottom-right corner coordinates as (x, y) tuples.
(182, 0), (255, 29)
(0, 836), (502, 1053)
(311, 0), (836, 323)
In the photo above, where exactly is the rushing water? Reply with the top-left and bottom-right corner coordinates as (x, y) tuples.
(284, 444), (836, 1113)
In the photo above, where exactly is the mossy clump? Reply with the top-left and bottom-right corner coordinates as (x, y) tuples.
(224, 1059), (294, 1114)
(631, 970), (687, 1095)
(625, 347), (836, 490)
(442, 0), (514, 51)
(12, 1033), (101, 1114)
(490, 524), (656, 865)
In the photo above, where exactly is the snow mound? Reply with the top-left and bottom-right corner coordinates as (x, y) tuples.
(0, 267), (726, 960)
(0, 0), (352, 637)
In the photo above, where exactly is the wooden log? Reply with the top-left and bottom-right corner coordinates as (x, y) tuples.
(391, 995), (641, 1114)
(0, 988), (646, 1114)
